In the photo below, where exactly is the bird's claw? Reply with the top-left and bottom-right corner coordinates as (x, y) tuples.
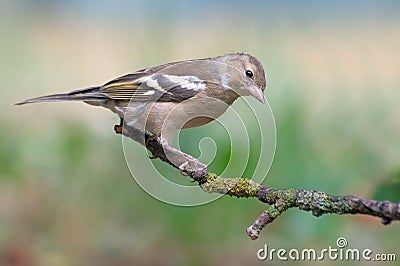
(148, 153), (158, 159)
(114, 124), (123, 134)
(114, 118), (125, 134)
(178, 161), (189, 176)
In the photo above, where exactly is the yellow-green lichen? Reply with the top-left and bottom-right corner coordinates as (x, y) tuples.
(200, 172), (261, 198)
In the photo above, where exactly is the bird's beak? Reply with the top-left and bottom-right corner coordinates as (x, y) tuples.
(248, 86), (265, 103)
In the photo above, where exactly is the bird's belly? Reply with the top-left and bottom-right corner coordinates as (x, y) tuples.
(182, 116), (214, 128)
(175, 100), (230, 129)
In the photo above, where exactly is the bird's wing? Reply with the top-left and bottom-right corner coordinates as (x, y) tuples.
(99, 70), (206, 102)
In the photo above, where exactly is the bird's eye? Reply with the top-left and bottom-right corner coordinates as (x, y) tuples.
(245, 70), (254, 78)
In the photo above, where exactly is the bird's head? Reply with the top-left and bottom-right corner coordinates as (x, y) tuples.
(217, 53), (266, 103)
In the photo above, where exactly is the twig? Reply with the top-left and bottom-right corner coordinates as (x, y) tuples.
(115, 124), (400, 240)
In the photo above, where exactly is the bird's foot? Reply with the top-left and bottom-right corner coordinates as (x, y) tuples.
(148, 153), (159, 159)
(178, 161), (189, 176)
(114, 124), (123, 134)
(114, 118), (125, 134)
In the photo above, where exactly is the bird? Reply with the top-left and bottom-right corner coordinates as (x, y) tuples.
(16, 53), (266, 171)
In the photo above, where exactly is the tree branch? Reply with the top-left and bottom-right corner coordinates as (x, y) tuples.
(115, 124), (400, 240)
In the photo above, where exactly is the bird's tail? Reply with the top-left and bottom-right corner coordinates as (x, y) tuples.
(15, 87), (109, 105)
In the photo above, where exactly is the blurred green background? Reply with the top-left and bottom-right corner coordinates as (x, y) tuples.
(1, 1), (399, 265)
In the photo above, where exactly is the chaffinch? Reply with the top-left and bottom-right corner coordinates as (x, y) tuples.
(17, 53), (266, 147)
